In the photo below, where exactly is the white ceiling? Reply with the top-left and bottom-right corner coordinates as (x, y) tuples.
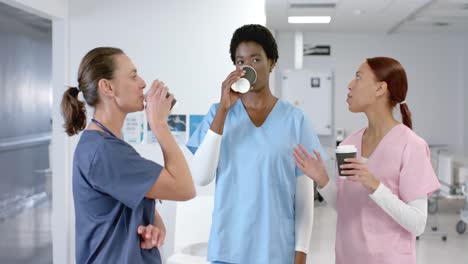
(266, 0), (468, 34)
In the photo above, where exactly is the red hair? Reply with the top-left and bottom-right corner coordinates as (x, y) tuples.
(367, 57), (412, 129)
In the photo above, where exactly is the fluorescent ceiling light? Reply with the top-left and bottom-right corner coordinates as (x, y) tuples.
(288, 16), (331, 24)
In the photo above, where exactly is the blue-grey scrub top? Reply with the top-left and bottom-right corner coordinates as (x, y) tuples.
(73, 130), (163, 264)
(187, 99), (326, 264)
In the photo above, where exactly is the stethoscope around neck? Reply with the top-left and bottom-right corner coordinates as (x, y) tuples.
(91, 118), (117, 138)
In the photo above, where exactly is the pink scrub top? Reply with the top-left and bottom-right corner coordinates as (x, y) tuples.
(335, 124), (440, 264)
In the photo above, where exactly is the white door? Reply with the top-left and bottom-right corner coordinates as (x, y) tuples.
(281, 69), (333, 135)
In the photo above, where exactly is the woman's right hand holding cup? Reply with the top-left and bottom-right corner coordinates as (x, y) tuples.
(145, 80), (174, 131)
(293, 144), (329, 188)
(219, 68), (244, 112)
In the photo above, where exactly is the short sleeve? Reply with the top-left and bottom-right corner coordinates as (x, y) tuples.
(296, 113), (327, 177)
(186, 103), (218, 154)
(399, 137), (440, 202)
(89, 139), (163, 210)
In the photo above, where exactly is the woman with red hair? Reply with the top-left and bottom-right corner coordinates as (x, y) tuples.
(293, 57), (440, 264)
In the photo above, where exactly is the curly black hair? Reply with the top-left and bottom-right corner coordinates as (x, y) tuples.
(229, 24), (279, 64)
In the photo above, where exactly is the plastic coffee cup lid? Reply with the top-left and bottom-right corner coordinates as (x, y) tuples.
(336, 145), (357, 153)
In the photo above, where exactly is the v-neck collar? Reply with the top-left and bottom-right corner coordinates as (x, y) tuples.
(358, 123), (404, 160)
(238, 98), (281, 129)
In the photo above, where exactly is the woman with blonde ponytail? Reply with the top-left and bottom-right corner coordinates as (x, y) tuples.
(292, 57), (440, 264)
(61, 47), (195, 264)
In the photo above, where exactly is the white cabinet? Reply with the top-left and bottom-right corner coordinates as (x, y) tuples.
(281, 69), (333, 135)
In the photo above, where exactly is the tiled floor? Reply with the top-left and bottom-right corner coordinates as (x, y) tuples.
(0, 201), (52, 264)
(309, 198), (468, 264)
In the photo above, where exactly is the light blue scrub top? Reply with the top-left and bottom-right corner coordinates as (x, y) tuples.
(187, 99), (326, 264)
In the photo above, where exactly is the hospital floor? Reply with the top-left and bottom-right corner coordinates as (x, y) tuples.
(310, 198), (468, 263)
(0, 199), (467, 264)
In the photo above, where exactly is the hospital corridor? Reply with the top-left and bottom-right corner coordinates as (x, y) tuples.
(1, 0), (468, 263)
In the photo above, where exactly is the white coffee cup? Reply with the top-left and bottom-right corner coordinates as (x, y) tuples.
(231, 65), (257, 93)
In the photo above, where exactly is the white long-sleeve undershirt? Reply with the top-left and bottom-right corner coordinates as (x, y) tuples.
(318, 180), (428, 236)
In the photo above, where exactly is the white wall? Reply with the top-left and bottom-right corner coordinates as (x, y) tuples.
(68, 0), (265, 261)
(69, 0), (265, 115)
(52, 18), (73, 264)
(276, 32), (467, 155)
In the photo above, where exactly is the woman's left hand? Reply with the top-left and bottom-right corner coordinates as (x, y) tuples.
(137, 224), (166, 249)
(340, 158), (380, 193)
